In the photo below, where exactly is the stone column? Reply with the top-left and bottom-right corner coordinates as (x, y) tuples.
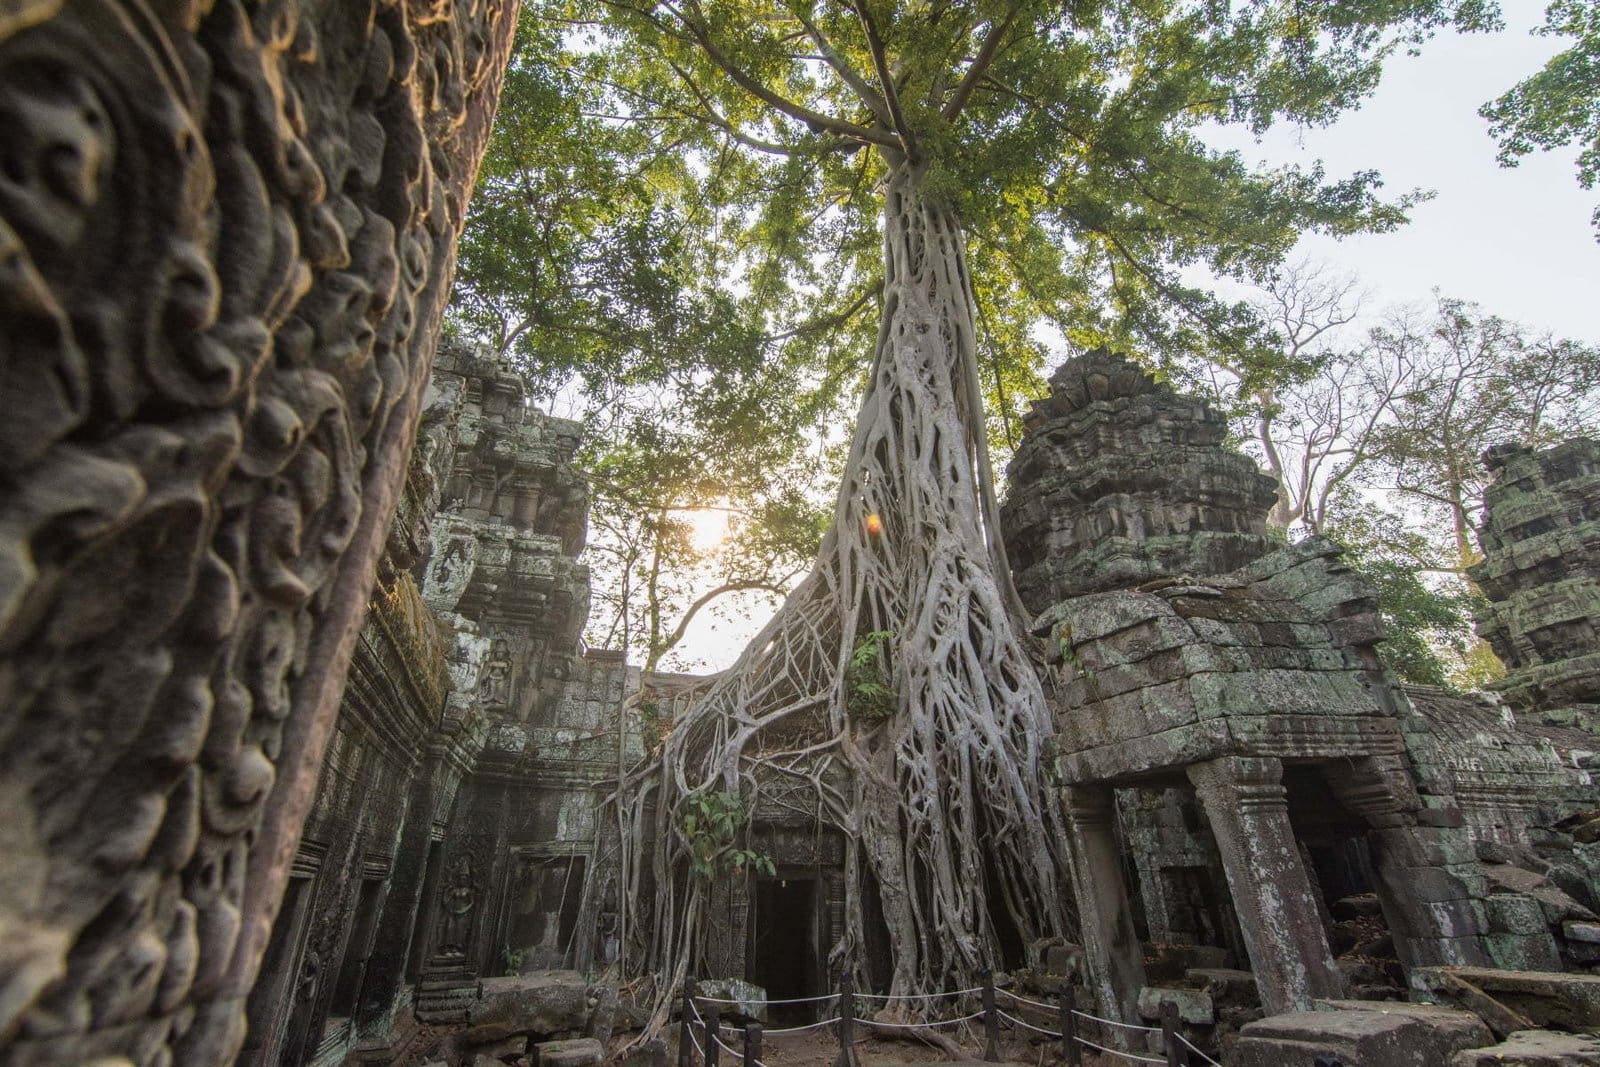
(1063, 785), (1146, 1024)
(1187, 757), (1343, 1015)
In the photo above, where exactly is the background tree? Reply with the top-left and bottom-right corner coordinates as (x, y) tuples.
(1483, 1), (1600, 234)
(563, 0), (1506, 1016)
(1194, 278), (1600, 687)
(450, 12), (848, 668)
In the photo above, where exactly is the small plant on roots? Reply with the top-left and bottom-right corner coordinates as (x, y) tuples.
(846, 629), (896, 726)
(681, 791), (776, 881)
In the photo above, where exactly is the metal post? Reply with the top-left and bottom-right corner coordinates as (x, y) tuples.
(680, 982), (694, 1067)
(833, 975), (855, 1067)
(1160, 1000), (1181, 1067)
(705, 1005), (721, 1067)
(1061, 987), (1081, 1067)
(982, 970), (1002, 1063)
(744, 1021), (762, 1067)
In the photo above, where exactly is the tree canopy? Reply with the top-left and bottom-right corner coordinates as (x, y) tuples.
(1483, 1), (1600, 234)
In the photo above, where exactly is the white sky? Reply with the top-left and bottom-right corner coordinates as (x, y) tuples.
(663, 0), (1600, 672)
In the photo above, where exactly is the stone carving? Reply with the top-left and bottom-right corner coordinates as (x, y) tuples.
(479, 637), (514, 709)
(0, 2), (515, 1063)
(1472, 440), (1600, 739)
(1002, 348), (1279, 613)
(437, 854), (481, 959)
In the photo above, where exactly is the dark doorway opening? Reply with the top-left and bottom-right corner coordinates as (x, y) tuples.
(508, 854), (587, 971)
(406, 840), (444, 981)
(861, 868), (895, 995)
(749, 876), (823, 1024)
(330, 876), (385, 1017)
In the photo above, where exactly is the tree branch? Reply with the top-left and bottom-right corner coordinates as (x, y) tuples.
(941, 6), (1020, 122)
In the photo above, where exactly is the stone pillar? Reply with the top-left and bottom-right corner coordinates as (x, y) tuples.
(1323, 762), (1493, 969)
(0, 3), (517, 1063)
(1187, 757), (1343, 1015)
(1063, 785), (1146, 1024)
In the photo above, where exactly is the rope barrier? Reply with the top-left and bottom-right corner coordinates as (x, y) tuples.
(857, 1010), (985, 1030)
(1075, 1010), (1161, 1034)
(996, 989), (1060, 1013)
(995, 1009), (1062, 1038)
(855, 986), (985, 1002)
(697, 993), (841, 1006)
(1073, 1034), (1166, 1064)
(1179, 1032), (1224, 1067)
(754, 1018), (838, 1035)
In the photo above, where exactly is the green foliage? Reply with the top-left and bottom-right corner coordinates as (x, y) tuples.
(845, 630), (895, 726)
(1321, 496), (1487, 688)
(1482, 1), (1600, 232)
(637, 699), (665, 752)
(1053, 620), (1103, 701)
(500, 944), (527, 975)
(681, 791), (776, 881)
(559, 0), (1501, 405)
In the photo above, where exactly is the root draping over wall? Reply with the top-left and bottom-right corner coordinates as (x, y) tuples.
(615, 161), (1076, 1027)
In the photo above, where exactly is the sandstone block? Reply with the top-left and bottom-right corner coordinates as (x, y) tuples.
(535, 1038), (604, 1067)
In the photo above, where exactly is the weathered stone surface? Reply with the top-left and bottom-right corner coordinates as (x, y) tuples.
(458, 972), (594, 1046)
(1472, 442), (1600, 734)
(534, 1036), (604, 1067)
(1451, 1029), (1600, 1066)
(0, 2), (517, 1064)
(1412, 966), (1600, 1031)
(618, 1037), (668, 1067)
(1236, 1003), (1490, 1067)
(694, 978), (767, 1022)
(1137, 986), (1215, 1025)
(1002, 349), (1278, 614)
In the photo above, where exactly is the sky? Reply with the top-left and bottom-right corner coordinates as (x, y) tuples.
(1204, 0), (1598, 341)
(664, 0), (1600, 672)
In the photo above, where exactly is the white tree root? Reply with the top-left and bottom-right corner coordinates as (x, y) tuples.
(613, 159), (1074, 1031)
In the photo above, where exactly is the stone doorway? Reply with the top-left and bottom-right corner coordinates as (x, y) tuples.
(506, 854), (588, 972)
(749, 875), (826, 1022)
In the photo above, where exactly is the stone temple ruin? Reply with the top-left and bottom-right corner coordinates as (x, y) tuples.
(224, 347), (1600, 1065)
(1, 6), (1599, 1064)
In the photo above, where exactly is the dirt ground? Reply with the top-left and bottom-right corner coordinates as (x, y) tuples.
(664, 1024), (1122, 1067)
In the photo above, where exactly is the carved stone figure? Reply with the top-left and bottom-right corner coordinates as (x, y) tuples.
(0, 2), (516, 1063)
(436, 854), (480, 958)
(479, 637), (514, 708)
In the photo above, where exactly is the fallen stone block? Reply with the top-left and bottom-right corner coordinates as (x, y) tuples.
(1412, 966), (1600, 1032)
(467, 1034), (528, 1062)
(1138, 986), (1215, 1025)
(1186, 968), (1260, 1007)
(458, 972), (593, 1047)
(1450, 1029), (1600, 1066)
(618, 1037), (667, 1067)
(1236, 1003), (1488, 1067)
(693, 978), (767, 1022)
(534, 1037), (605, 1067)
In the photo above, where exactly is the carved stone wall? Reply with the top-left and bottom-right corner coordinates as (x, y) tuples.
(0, 2), (515, 1063)
(1472, 440), (1600, 743)
(1001, 349), (1279, 614)
(1003, 351), (1600, 1020)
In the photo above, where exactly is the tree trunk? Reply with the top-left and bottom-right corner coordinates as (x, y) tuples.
(619, 159), (1072, 1011)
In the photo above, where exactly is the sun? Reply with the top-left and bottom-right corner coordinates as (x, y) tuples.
(684, 507), (734, 552)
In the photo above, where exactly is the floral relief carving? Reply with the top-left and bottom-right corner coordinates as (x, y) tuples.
(0, 1), (514, 1063)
